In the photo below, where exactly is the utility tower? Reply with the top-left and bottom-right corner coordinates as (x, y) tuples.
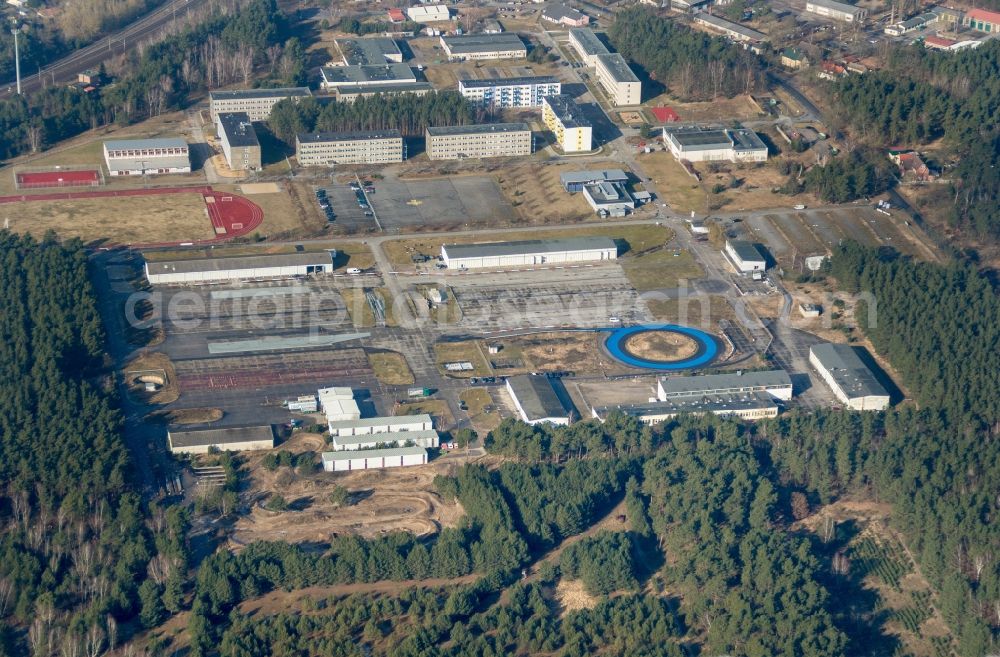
(11, 23), (22, 95)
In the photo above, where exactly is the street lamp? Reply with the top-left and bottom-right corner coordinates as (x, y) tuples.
(10, 21), (22, 95)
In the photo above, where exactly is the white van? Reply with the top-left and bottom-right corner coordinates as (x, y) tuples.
(346, 268), (362, 275)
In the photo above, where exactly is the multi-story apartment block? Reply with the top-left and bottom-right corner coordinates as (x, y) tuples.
(458, 76), (561, 108)
(209, 87), (312, 122)
(542, 94), (592, 153)
(425, 123), (532, 160)
(295, 130), (405, 166)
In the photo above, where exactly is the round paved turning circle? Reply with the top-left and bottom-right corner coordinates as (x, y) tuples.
(605, 324), (718, 371)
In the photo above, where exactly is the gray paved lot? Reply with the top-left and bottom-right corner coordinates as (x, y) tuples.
(369, 176), (513, 229)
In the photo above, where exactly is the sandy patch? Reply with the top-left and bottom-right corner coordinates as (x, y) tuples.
(623, 330), (699, 362)
(240, 182), (282, 194)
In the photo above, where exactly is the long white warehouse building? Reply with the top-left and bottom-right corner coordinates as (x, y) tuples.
(322, 446), (428, 472)
(144, 252), (337, 285)
(809, 343), (890, 410)
(330, 429), (440, 451)
(327, 414), (434, 437)
(441, 237), (618, 270)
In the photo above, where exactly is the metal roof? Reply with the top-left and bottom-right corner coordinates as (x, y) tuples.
(426, 122), (530, 136)
(810, 343), (889, 400)
(731, 128), (767, 151)
(297, 129), (402, 144)
(321, 446), (427, 463)
(543, 94), (591, 129)
(459, 75), (559, 88)
(807, 0), (864, 13)
(334, 82), (433, 97)
(727, 240), (767, 264)
(543, 3), (588, 21)
(443, 236), (617, 259)
(216, 112), (259, 148)
(560, 169), (628, 185)
(332, 429), (438, 446)
(507, 375), (568, 422)
(145, 252), (335, 275)
(336, 38), (402, 65)
(694, 12), (767, 41)
(597, 391), (779, 419)
(441, 33), (526, 53)
(326, 414), (433, 431)
(666, 128), (733, 149)
(321, 64), (416, 85)
(169, 425), (274, 448)
(569, 27), (609, 56)
(595, 53), (639, 83)
(104, 137), (187, 151)
(659, 369), (791, 397)
(210, 87), (311, 100)
(583, 181), (632, 204)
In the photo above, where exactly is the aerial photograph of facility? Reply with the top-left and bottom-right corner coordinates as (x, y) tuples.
(0, 0), (993, 653)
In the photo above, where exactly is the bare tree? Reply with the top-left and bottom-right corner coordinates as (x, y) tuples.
(234, 44), (255, 86)
(85, 624), (103, 657)
(266, 44), (283, 75)
(0, 577), (14, 617)
(60, 632), (81, 657)
(105, 615), (117, 653)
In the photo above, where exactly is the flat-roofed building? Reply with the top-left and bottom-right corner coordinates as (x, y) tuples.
(320, 63), (418, 90)
(425, 123), (532, 160)
(296, 130), (405, 166)
(103, 138), (190, 177)
(440, 33), (526, 61)
(663, 126), (768, 163)
(693, 12), (767, 43)
(168, 425), (275, 455)
(582, 181), (634, 216)
(560, 168), (628, 192)
(805, 0), (868, 22)
(336, 38), (403, 66)
(542, 3), (590, 27)
(407, 4), (450, 22)
(144, 252), (336, 285)
(329, 429), (440, 451)
(593, 391), (780, 424)
(209, 87), (312, 121)
(322, 446), (428, 472)
(568, 27), (609, 66)
(506, 374), (571, 425)
(333, 82), (433, 102)
(542, 94), (593, 153)
(441, 237), (618, 269)
(657, 369), (793, 401)
(809, 343), (890, 410)
(724, 239), (768, 274)
(594, 53), (641, 105)
(328, 414), (434, 437)
(317, 387), (361, 423)
(216, 112), (261, 172)
(459, 76), (561, 108)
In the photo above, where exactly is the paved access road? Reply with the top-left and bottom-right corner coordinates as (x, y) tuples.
(2, 0), (210, 99)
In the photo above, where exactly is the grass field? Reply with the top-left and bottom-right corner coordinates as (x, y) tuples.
(394, 399), (455, 430)
(635, 152), (707, 214)
(620, 246), (703, 292)
(643, 94), (761, 122)
(383, 224), (675, 269)
(645, 295), (736, 327)
(367, 351), (415, 385)
(1, 193), (212, 244)
(496, 161), (617, 224)
(434, 340), (492, 378)
(460, 388), (501, 434)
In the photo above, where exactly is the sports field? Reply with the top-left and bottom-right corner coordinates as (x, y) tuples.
(0, 193), (213, 243)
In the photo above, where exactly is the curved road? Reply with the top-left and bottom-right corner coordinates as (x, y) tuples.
(2, 0), (210, 99)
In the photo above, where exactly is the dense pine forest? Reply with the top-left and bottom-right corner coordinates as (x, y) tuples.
(266, 93), (476, 145)
(0, 233), (189, 656)
(607, 7), (766, 101)
(828, 41), (1000, 237)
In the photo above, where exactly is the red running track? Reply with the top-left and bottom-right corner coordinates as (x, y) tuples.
(0, 186), (263, 248)
(16, 169), (100, 186)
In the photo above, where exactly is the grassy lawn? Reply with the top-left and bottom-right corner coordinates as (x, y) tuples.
(411, 284), (461, 324)
(645, 295), (736, 327)
(636, 151), (707, 214)
(620, 247), (703, 292)
(367, 351), (415, 385)
(460, 388), (501, 434)
(382, 224), (675, 268)
(433, 340), (492, 378)
(395, 399), (455, 430)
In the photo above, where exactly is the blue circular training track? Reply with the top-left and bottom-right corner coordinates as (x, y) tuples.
(605, 324), (719, 371)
